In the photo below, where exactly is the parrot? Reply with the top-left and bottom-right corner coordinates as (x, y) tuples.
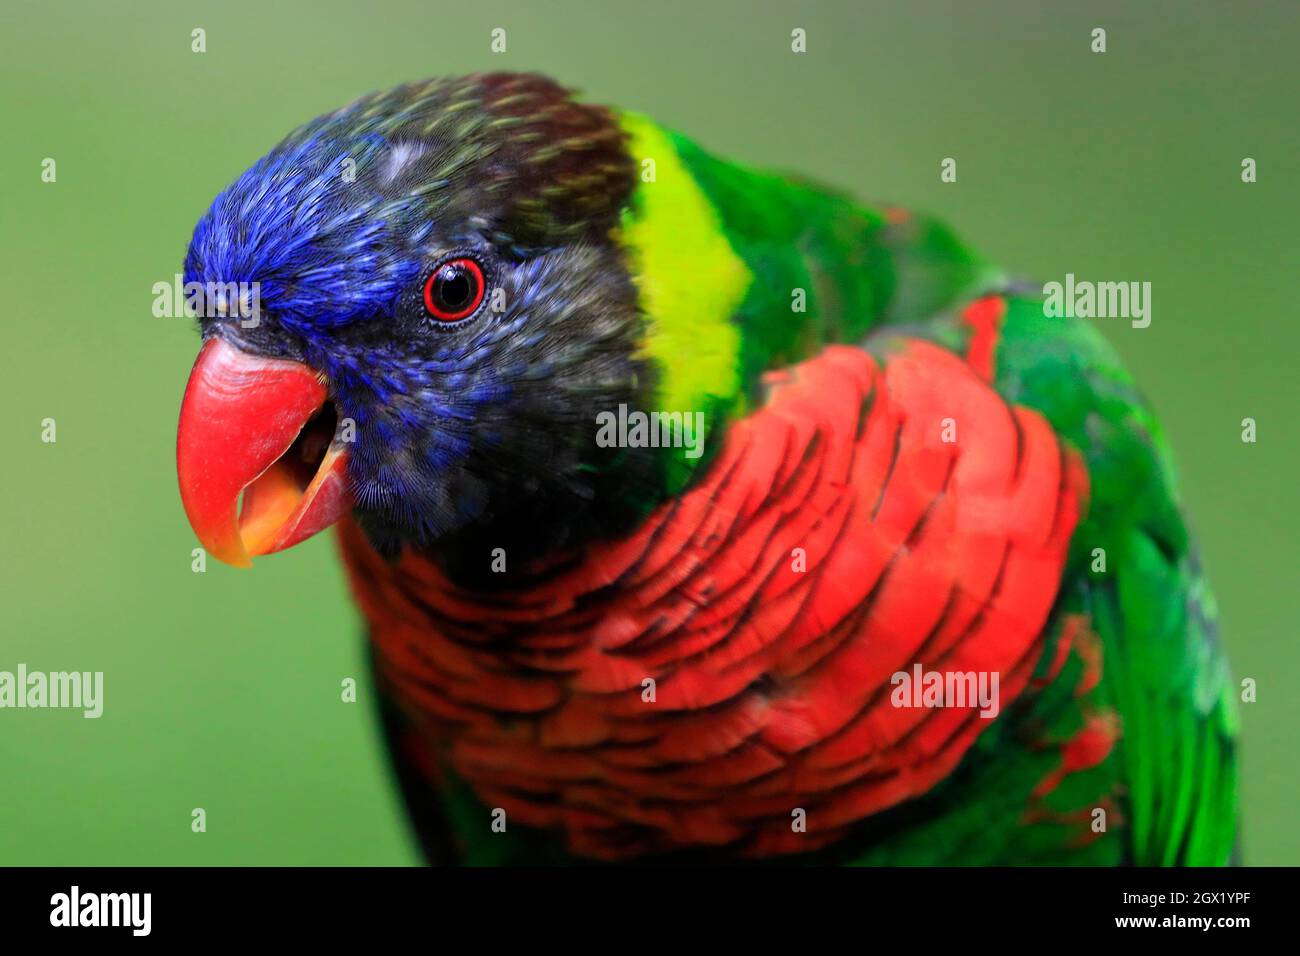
(174, 72), (1238, 865)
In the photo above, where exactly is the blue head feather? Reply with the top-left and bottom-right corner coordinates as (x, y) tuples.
(185, 131), (428, 333)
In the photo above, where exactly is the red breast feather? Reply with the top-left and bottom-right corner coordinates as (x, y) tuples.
(339, 337), (1087, 859)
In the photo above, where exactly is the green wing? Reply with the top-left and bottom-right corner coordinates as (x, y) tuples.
(985, 293), (1238, 864)
(658, 126), (1238, 864)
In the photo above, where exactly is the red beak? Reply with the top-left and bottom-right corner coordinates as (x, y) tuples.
(176, 338), (353, 567)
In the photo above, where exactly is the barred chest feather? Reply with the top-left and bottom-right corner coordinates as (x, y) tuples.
(337, 334), (1087, 860)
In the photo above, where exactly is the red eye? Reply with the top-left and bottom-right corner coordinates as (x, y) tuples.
(422, 257), (486, 322)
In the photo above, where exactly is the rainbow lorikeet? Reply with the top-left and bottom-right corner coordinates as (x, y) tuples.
(176, 73), (1237, 865)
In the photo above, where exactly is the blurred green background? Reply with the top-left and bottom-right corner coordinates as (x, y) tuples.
(2, 0), (1296, 865)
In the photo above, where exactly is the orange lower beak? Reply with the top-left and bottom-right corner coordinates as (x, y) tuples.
(176, 338), (353, 567)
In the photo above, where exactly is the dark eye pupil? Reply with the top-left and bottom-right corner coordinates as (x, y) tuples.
(423, 257), (486, 321)
(436, 268), (471, 309)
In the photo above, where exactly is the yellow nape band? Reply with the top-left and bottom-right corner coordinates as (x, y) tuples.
(616, 113), (752, 420)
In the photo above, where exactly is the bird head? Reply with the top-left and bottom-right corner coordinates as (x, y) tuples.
(176, 73), (701, 571)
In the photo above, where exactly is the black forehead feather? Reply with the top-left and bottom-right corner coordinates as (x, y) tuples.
(328, 73), (635, 246)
